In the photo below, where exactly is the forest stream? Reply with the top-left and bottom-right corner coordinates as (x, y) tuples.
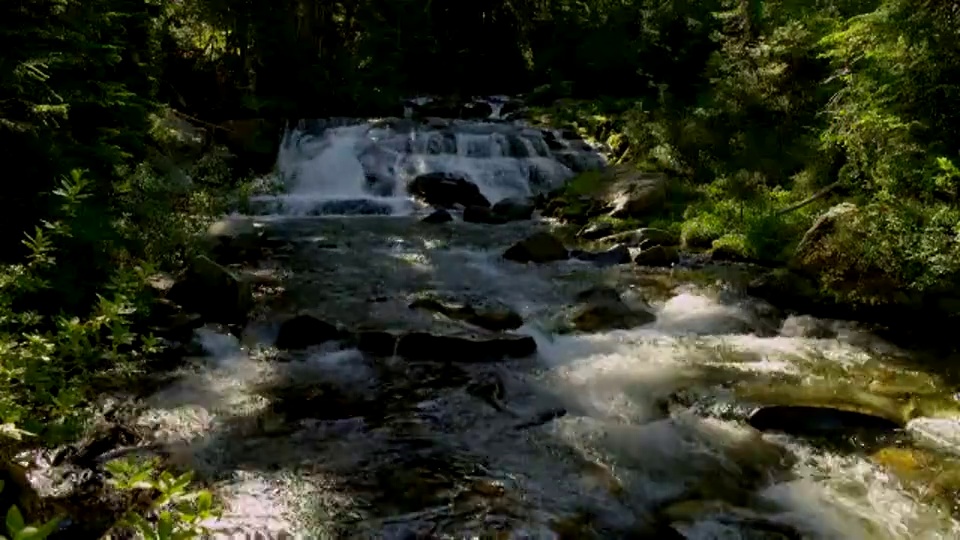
(112, 98), (960, 539)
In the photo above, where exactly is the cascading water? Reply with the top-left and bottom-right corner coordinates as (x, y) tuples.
(249, 97), (606, 217)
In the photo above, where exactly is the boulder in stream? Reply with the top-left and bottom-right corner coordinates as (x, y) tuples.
(491, 197), (535, 221)
(422, 208), (454, 224)
(167, 255), (253, 324)
(408, 172), (491, 209)
(274, 313), (342, 350)
(571, 286), (656, 332)
(503, 232), (569, 263)
(204, 216), (264, 264)
(409, 294), (523, 331)
(355, 328), (537, 362)
(463, 205), (509, 225)
(268, 381), (380, 422)
(747, 404), (903, 436)
(634, 245), (680, 267)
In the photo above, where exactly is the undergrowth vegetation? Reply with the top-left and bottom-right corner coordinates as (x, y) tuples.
(2, 0), (959, 533)
(534, 0), (960, 308)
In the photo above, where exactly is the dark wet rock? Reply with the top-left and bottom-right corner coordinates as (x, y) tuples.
(491, 197), (535, 221)
(571, 244), (631, 267)
(634, 245), (680, 267)
(658, 499), (804, 539)
(571, 286), (656, 332)
(553, 151), (601, 174)
(370, 117), (417, 132)
(464, 197), (535, 224)
(268, 381), (380, 421)
(462, 101), (494, 119)
(463, 205), (509, 225)
(577, 221), (615, 240)
(541, 130), (566, 151)
(187, 322), (241, 357)
(53, 424), (140, 469)
(408, 172), (491, 209)
(747, 405), (903, 436)
(167, 255), (253, 324)
(204, 216), (264, 264)
(3, 416), (159, 540)
(355, 328), (537, 362)
(143, 298), (204, 343)
(503, 232), (568, 263)
(411, 98), (461, 119)
(409, 295), (523, 331)
(423, 117), (450, 129)
(599, 227), (678, 248)
(779, 315), (838, 339)
(466, 373), (508, 412)
(514, 408), (567, 429)
(274, 313), (341, 350)
(746, 269), (826, 314)
(422, 208), (453, 224)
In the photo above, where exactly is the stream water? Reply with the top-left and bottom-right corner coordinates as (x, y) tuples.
(137, 101), (960, 538)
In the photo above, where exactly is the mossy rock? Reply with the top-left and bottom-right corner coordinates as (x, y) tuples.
(167, 255), (254, 324)
(736, 382), (913, 426)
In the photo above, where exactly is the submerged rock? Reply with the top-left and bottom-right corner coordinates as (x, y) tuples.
(409, 295), (523, 331)
(503, 232), (568, 263)
(658, 499), (805, 539)
(268, 381), (380, 421)
(355, 328), (536, 362)
(463, 197), (535, 225)
(408, 172), (490, 209)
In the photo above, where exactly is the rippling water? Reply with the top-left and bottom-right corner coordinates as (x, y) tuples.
(130, 214), (960, 539)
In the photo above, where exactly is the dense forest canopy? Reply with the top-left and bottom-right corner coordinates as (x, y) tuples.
(0, 0), (959, 534)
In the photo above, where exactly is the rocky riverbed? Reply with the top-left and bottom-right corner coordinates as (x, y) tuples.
(15, 100), (960, 538)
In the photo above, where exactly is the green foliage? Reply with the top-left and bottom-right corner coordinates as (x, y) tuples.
(0, 172), (158, 446)
(106, 457), (221, 539)
(530, 0), (959, 308)
(0, 481), (62, 540)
